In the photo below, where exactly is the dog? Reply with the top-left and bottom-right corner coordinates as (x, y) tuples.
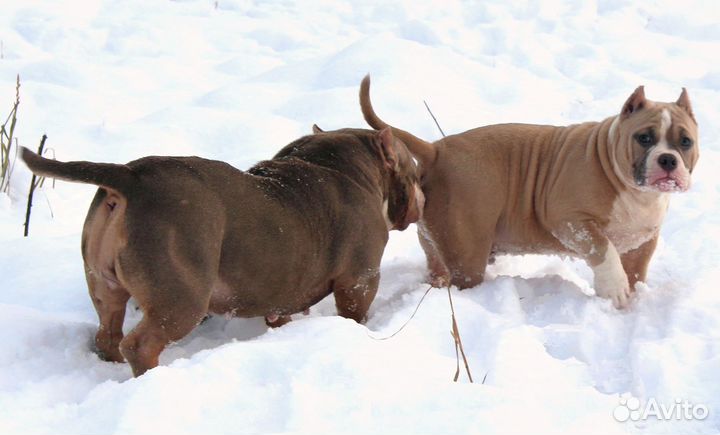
(21, 126), (423, 376)
(359, 75), (698, 309)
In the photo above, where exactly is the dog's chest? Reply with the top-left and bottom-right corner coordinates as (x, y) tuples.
(604, 190), (669, 254)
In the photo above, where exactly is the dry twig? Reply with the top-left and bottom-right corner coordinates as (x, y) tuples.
(23, 134), (47, 237)
(368, 284), (433, 341)
(424, 100), (474, 382)
(1, 75), (20, 193)
(448, 287), (473, 382)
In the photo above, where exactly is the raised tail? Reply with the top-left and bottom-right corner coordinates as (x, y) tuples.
(359, 74), (437, 167)
(21, 147), (136, 193)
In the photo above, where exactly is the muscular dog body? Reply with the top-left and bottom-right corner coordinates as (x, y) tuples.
(22, 127), (423, 376)
(360, 76), (698, 308)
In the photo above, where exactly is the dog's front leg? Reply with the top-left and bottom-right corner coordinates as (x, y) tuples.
(553, 221), (631, 309)
(620, 233), (659, 290)
(332, 270), (380, 323)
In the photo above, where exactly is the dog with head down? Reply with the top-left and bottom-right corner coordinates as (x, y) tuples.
(21, 126), (423, 377)
(360, 75), (698, 308)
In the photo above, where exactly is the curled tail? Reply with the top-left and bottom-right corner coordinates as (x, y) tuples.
(359, 74), (437, 167)
(21, 147), (136, 193)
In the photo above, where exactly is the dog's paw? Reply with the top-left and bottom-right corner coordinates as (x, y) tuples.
(427, 272), (450, 288)
(265, 314), (292, 328)
(93, 334), (125, 363)
(94, 346), (125, 363)
(594, 270), (632, 309)
(600, 283), (631, 309)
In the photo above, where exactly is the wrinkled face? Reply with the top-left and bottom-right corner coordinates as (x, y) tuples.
(385, 140), (424, 231)
(612, 89), (699, 193)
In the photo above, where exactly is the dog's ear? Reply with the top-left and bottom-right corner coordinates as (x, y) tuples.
(312, 124), (324, 134)
(377, 127), (398, 171)
(621, 86), (646, 119)
(676, 88), (696, 122)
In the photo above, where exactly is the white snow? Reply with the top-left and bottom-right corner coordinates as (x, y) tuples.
(1, 1), (719, 434)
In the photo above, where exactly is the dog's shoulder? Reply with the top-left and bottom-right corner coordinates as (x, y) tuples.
(252, 131), (380, 188)
(273, 130), (377, 166)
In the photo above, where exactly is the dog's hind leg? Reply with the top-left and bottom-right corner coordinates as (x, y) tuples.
(442, 233), (494, 290)
(427, 209), (496, 290)
(115, 233), (219, 376)
(118, 283), (209, 377)
(86, 264), (129, 363)
(419, 174), (502, 290)
(117, 268), (210, 378)
(119, 317), (172, 377)
(418, 224), (450, 288)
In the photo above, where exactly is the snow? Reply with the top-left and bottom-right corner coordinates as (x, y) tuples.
(1, 0), (719, 434)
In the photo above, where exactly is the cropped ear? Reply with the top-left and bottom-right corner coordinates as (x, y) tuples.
(377, 127), (398, 171)
(676, 88), (696, 122)
(312, 124), (324, 134)
(621, 86), (646, 119)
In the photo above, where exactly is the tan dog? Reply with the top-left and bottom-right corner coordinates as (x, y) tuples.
(360, 76), (698, 308)
(21, 127), (423, 376)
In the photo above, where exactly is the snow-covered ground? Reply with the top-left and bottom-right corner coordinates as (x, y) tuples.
(1, 1), (719, 434)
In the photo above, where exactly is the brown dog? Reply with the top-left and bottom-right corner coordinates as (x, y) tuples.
(21, 127), (423, 376)
(360, 76), (698, 308)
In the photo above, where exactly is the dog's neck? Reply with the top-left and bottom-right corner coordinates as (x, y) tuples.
(274, 135), (388, 199)
(589, 115), (633, 194)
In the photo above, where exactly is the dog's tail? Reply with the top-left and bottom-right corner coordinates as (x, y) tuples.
(359, 75), (437, 168)
(21, 147), (136, 193)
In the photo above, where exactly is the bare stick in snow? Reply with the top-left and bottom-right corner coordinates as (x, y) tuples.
(24, 134), (47, 237)
(1, 75), (20, 193)
(448, 286), (473, 382)
(423, 100), (474, 382)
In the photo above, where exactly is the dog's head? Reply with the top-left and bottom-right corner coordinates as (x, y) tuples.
(313, 125), (424, 231)
(375, 127), (425, 230)
(611, 86), (699, 193)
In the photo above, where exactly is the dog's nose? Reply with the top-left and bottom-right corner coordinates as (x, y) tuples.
(658, 153), (678, 172)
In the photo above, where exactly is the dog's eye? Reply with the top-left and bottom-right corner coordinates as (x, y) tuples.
(636, 133), (652, 146)
(680, 136), (693, 148)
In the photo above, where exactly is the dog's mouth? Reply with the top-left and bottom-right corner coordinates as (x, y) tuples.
(645, 173), (688, 193)
(651, 177), (681, 192)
